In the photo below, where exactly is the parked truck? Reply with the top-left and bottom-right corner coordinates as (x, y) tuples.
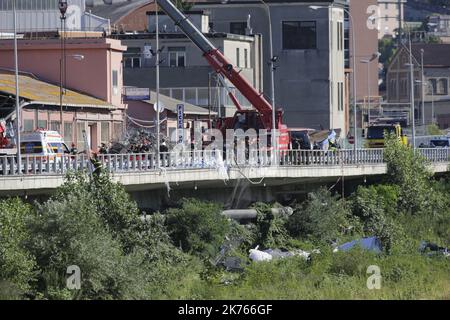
(365, 123), (408, 148)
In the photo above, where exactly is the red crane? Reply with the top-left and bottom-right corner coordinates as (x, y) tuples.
(155, 0), (289, 150)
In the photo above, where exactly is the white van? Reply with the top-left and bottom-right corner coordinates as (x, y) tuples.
(20, 130), (70, 157)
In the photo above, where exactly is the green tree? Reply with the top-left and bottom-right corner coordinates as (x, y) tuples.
(0, 198), (36, 298)
(384, 133), (433, 214)
(165, 198), (230, 257)
(351, 185), (404, 253)
(288, 188), (361, 244)
(53, 172), (142, 253)
(253, 203), (290, 248)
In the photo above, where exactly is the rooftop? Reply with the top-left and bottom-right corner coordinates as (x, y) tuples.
(0, 71), (113, 109)
(143, 91), (217, 116)
(112, 32), (255, 42)
(90, 0), (151, 24)
(410, 43), (450, 68)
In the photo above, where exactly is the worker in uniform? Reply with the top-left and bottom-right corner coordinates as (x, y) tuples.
(70, 143), (78, 155)
(99, 143), (108, 154)
(90, 152), (103, 176)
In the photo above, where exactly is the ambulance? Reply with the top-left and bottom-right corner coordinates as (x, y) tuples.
(20, 130), (70, 157)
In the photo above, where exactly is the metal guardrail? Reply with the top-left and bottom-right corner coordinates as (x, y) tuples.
(0, 148), (449, 176)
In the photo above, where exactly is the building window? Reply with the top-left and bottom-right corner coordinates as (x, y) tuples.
(282, 21), (317, 50)
(37, 120), (47, 130)
(337, 22), (343, 51)
(1, 0), (58, 10)
(172, 88), (183, 101)
(101, 122), (110, 144)
(437, 78), (448, 95)
(23, 119), (34, 132)
(112, 70), (118, 95)
(50, 121), (60, 132)
(124, 47), (141, 68)
(244, 48), (248, 68)
(236, 47), (240, 67)
(230, 22), (247, 35)
(113, 122), (123, 141)
(168, 47), (186, 67)
(64, 122), (73, 144)
(389, 79), (397, 96)
(77, 122), (85, 150)
(197, 88), (208, 106)
(429, 79), (437, 95)
(185, 88), (197, 105)
(124, 57), (141, 68)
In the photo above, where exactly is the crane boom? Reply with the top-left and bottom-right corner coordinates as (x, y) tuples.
(155, 0), (275, 129)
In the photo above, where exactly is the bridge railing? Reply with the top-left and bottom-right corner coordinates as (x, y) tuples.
(0, 148), (449, 176)
(418, 148), (450, 162)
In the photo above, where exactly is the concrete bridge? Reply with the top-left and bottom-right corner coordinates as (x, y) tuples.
(1, 148), (449, 208)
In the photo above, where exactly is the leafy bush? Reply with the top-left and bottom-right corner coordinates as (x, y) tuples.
(384, 134), (433, 214)
(54, 171), (142, 253)
(26, 194), (144, 299)
(24, 172), (191, 299)
(165, 198), (230, 257)
(351, 185), (404, 253)
(288, 188), (361, 244)
(252, 203), (290, 248)
(0, 198), (36, 297)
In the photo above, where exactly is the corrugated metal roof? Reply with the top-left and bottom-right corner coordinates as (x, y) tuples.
(0, 72), (113, 109)
(143, 91), (217, 115)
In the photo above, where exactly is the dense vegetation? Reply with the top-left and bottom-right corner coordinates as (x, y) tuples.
(0, 135), (449, 299)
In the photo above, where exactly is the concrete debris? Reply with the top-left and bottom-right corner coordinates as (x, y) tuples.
(109, 127), (172, 154)
(249, 245), (319, 262)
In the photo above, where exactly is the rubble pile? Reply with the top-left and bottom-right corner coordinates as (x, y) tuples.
(109, 127), (173, 154)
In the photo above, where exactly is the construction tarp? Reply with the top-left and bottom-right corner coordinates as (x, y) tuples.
(336, 237), (382, 254)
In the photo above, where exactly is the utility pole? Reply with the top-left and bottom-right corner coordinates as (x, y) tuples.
(420, 48), (425, 125)
(13, 0), (21, 174)
(408, 36), (416, 149)
(156, 1), (161, 167)
(58, 0), (68, 137)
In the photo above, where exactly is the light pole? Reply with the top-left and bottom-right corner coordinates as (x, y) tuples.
(310, 5), (357, 149)
(59, 54), (84, 138)
(259, 0), (277, 154)
(59, 0), (67, 136)
(13, 0), (21, 174)
(420, 48), (425, 125)
(156, 0), (161, 167)
(360, 59), (371, 125)
(360, 53), (380, 126)
(415, 80), (435, 125)
(406, 35), (416, 149)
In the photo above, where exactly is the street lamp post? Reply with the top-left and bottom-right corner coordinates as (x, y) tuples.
(13, 0), (21, 174)
(360, 59), (371, 125)
(360, 53), (380, 127)
(407, 36), (416, 150)
(59, 0), (68, 137)
(156, 0), (161, 167)
(420, 48), (425, 125)
(415, 80), (435, 125)
(259, 0), (277, 160)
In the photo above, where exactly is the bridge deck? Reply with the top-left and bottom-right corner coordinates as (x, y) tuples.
(1, 148), (449, 196)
